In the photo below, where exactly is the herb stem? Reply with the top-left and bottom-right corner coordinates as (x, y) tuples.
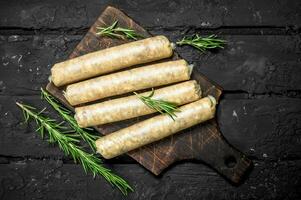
(41, 88), (98, 152)
(176, 34), (226, 52)
(134, 89), (180, 120)
(96, 20), (143, 40)
(16, 102), (133, 195)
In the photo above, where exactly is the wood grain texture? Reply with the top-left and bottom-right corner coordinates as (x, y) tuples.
(46, 6), (251, 182)
(2, 96), (301, 160)
(0, 160), (300, 200)
(0, 0), (300, 29)
(1, 34), (300, 96)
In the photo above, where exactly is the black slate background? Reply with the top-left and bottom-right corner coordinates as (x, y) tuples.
(0, 0), (301, 199)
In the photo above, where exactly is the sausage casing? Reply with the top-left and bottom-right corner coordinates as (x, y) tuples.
(74, 80), (202, 127)
(51, 35), (173, 86)
(95, 96), (216, 159)
(65, 59), (192, 106)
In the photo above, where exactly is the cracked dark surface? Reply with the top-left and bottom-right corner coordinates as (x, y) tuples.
(0, 0), (300, 199)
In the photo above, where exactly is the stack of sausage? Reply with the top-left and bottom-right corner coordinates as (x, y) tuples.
(51, 36), (216, 159)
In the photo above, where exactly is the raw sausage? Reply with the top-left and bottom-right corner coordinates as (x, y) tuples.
(75, 80), (202, 127)
(95, 96), (216, 159)
(51, 35), (173, 86)
(65, 59), (193, 106)
(65, 59), (192, 106)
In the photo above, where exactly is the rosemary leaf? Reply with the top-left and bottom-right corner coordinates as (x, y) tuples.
(41, 88), (99, 152)
(176, 34), (226, 52)
(16, 102), (133, 195)
(134, 89), (180, 120)
(96, 20), (143, 40)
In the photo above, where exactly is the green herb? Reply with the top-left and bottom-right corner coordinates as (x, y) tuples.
(134, 89), (180, 120)
(41, 88), (98, 152)
(176, 34), (226, 52)
(96, 20), (143, 40)
(16, 102), (133, 195)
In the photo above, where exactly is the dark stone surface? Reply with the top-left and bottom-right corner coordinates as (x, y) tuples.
(0, 0), (300, 199)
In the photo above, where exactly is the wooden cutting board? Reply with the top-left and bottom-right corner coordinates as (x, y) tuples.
(46, 6), (252, 183)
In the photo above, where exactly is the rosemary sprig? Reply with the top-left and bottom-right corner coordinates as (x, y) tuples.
(40, 88), (98, 152)
(96, 20), (143, 40)
(134, 89), (180, 120)
(16, 102), (133, 195)
(176, 34), (226, 52)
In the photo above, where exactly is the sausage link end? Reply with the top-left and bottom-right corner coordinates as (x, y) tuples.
(188, 64), (194, 76)
(207, 95), (217, 107)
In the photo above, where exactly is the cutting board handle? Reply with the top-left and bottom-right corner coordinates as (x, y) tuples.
(194, 127), (252, 183)
(213, 148), (251, 183)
